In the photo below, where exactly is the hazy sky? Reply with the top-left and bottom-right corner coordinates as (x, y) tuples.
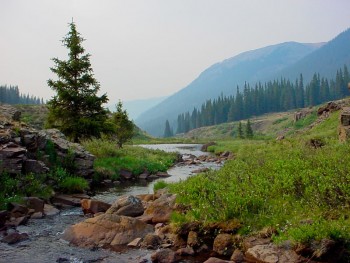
(1, 0), (350, 103)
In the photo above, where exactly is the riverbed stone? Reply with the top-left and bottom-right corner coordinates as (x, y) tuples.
(51, 194), (82, 207)
(62, 213), (154, 247)
(43, 204), (60, 216)
(1, 232), (29, 244)
(144, 193), (176, 223)
(106, 195), (144, 217)
(203, 257), (233, 263)
(81, 199), (111, 215)
(0, 211), (9, 228)
(176, 247), (195, 256)
(119, 169), (133, 180)
(23, 197), (45, 213)
(213, 233), (234, 256)
(141, 233), (161, 249)
(245, 243), (301, 263)
(151, 248), (179, 263)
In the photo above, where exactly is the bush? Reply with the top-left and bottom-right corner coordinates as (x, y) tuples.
(58, 176), (89, 193)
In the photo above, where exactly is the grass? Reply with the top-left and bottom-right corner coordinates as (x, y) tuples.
(82, 138), (179, 181)
(168, 110), (350, 249)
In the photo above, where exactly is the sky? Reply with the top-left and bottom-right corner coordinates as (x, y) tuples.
(1, 0), (350, 104)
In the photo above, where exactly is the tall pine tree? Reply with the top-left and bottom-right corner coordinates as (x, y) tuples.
(46, 21), (109, 142)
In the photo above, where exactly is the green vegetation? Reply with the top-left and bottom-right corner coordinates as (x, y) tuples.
(46, 21), (111, 142)
(111, 101), (134, 147)
(169, 110), (350, 248)
(82, 138), (178, 181)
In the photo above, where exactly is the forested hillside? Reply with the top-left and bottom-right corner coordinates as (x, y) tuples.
(176, 66), (350, 134)
(0, 85), (43, 105)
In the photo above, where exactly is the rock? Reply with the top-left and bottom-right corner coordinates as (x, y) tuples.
(137, 194), (157, 202)
(151, 248), (179, 263)
(51, 194), (82, 207)
(307, 138), (324, 149)
(127, 237), (143, 248)
(213, 233), (234, 256)
(242, 237), (271, 251)
(0, 143), (26, 174)
(156, 172), (170, 178)
(187, 231), (200, 248)
(144, 194), (176, 223)
(23, 197), (44, 213)
(148, 174), (159, 180)
(119, 169), (133, 180)
(106, 195), (144, 217)
(6, 216), (28, 227)
(62, 213), (154, 247)
(230, 249), (244, 262)
(81, 199), (111, 215)
(9, 203), (29, 218)
(139, 172), (150, 179)
(317, 101), (341, 116)
(245, 244), (301, 263)
(201, 142), (216, 152)
(1, 232), (29, 244)
(30, 211), (43, 219)
(141, 233), (161, 249)
(191, 167), (210, 174)
(43, 204), (60, 216)
(276, 135), (285, 141)
(0, 105), (21, 121)
(0, 211), (9, 228)
(24, 159), (49, 174)
(176, 247), (195, 256)
(203, 257), (232, 263)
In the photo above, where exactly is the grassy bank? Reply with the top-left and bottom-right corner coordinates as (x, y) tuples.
(82, 138), (179, 181)
(168, 110), (350, 248)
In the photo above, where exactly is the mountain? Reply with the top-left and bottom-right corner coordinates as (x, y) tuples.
(272, 28), (350, 83)
(135, 42), (321, 136)
(136, 28), (350, 137)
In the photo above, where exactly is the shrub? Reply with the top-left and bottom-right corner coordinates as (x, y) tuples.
(58, 176), (89, 193)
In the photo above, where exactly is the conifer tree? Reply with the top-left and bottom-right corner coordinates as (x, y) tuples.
(237, 121), (244, 139)
(46, 21), (109, 142)
(112, 101), (134, 148)
(163, 119), (173, 138)
(245, 119), (253, 139)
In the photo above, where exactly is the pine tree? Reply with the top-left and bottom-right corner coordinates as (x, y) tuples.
(245, 119), (253, 139)
(112, 101), (134, 148)
(163, 119), (173, 138)
(237, 121), (244, 139)
(46, 21), (109, 142)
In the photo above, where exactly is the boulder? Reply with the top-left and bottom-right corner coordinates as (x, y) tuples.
(119, 169), (133, 180)
(156, 172), (170, 178)
(230, 249), (244, 262)
(1, 232), (29, 244)
(51, 194), (82, 207)
(106, 195), (144, 217)
(213, 233), (234, 256)
(43, 204), (60, 216)
(24, 159), (49, 174)
(6, 216), (28, 227)
(127, 237), (143, 248)
(0, 211), (9, 228)
(62, 213), (154, 247)
(242, 237), (271, 251)
(151, 248), (179, 263)
(81, 199), (111, 215)
(0, 143), (26, 174)
(317, 101), (341, 116)
(30, 211), (43, 219)
(203, 257), (232, 263)
(141, 233), (162, 249)
(144, 194), (176, 223)
(245, 244), (301, 263)
(0, 105), (21, 121)
(187, 230), (200, 248)
(23, 197), (44, 213)
(176, 247), (195, 256)
(9, 203), (29, 218)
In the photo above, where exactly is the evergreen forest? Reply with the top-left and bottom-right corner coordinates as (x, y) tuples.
(0, 85), (43, 105)
(176, 65), (350, 134)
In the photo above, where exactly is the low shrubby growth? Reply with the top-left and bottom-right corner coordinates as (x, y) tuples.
(169, 111), (350, 247)
(83, 138), (178, 181)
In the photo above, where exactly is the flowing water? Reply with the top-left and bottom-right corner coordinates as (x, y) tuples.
(0, 144), (221, 263)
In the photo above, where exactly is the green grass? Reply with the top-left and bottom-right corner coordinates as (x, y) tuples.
(83, 138), (179, 181)
(168, 111), (350, 248)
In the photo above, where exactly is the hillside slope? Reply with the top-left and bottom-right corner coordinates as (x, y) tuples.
(136, 42), (321, 136)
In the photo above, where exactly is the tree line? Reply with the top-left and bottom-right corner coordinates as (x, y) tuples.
(171, 65), (350, 135)
(0, 85), (44, 105)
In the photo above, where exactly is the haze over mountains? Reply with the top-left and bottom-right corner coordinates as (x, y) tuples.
(136, 28), (350, 137)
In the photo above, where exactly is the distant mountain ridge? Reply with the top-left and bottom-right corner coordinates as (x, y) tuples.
(136, 28), (350, 137)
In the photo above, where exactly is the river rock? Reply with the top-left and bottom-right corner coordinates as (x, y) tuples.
(1, 232), (29, 244)
(156, 172), (170, 178)
(144, 194), (176, 224)
(151, 248), (179, 263)
(81, 199), (111, 215)
(9, 203), (29, 218)
(141, 233), (161, 249)
(127, 237), (143, 248)
(187, 230), (200, 248)
(242, 237), (271, 251)
(176, 247), (195, 256)
(203, 257), (233, 263)
(23, 197), (45, 213)
(62, 213), (154, 247)
(213, 233), (234, 256)
(43, 204), (60, 216)
(245, 243), (301, 263)
(106, 195), (144, 217)
(51, 194), (82, 207)
(119, 169), (133, 180)
(230, 249), (244, 262)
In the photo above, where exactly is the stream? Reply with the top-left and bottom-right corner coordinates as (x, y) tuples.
(0, 144), (221, 263)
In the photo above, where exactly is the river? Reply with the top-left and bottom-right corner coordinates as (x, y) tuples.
(0, 144), (221, 263)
